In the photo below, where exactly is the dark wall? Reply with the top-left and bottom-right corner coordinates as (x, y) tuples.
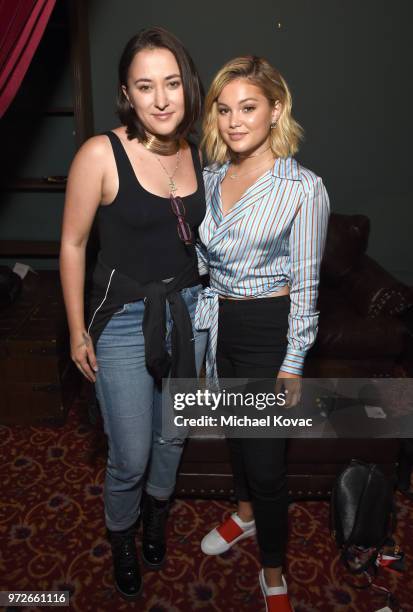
(0, 1), (411, 282)
(88, 0), (412, 284)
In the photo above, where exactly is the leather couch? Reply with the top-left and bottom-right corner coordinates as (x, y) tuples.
(176, 213), (413, 499)
(304, 213), (412, 378)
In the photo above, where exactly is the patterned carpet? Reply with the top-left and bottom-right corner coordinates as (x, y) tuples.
(1, 395), (412, 612)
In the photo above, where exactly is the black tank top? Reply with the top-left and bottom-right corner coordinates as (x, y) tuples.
(96, 131), (205, 282)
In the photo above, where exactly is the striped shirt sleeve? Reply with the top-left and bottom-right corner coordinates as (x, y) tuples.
(195, 239), (209, 276)
(280, 176), (330, 375)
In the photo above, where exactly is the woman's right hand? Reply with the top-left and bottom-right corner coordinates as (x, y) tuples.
(71, 330), (98, 383)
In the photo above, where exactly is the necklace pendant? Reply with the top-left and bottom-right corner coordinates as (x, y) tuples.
(229, 174), (238, 180)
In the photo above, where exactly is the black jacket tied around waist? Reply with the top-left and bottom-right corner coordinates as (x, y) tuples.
(87, 253), (200, 382)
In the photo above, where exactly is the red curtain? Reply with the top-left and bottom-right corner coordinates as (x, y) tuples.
(0, 0), (56, 117)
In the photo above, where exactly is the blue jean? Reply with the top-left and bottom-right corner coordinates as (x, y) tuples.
(94, 284), (207, 531)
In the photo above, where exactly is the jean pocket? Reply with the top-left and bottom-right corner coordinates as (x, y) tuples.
(184, 285), (202, 312)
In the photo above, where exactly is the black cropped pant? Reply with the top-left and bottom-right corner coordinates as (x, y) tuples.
(217, 295), (290, 568)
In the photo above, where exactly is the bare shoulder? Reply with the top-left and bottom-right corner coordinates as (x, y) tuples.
(75, 134), (113, 162)
(68, 133), (118, 182)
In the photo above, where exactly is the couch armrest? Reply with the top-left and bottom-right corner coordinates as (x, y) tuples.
(321, 214), (370, 286)
(341, 255), (413, 318)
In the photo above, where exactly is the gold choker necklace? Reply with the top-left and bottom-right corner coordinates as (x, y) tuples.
(141, 132), (180, 156)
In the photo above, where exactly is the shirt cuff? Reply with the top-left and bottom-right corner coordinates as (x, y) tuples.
(280, 347), (306, 376)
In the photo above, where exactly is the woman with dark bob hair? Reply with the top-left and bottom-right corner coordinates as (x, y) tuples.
(196, 56), (330, 611)
(60, 27), (207, 599)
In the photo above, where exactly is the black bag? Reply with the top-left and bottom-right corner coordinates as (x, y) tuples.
(331, 459), (395, 574)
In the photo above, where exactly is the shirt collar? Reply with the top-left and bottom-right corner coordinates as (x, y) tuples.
(271, 157), (301, 180)
(205, 157), (301, 181)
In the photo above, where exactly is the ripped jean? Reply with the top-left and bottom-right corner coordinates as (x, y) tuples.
(94, 284), (207, 531)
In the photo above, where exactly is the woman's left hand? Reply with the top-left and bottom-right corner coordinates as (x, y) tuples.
(275, 371), (302, 408)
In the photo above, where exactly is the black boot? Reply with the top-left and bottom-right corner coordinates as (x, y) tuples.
(141, 494), (170, 569)
(108, 525), (142, 599)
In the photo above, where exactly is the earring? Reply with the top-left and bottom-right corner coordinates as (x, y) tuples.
(270, 121), (277, 129)
(130, 103), (134, 109)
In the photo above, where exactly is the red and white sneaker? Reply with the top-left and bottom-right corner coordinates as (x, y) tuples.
(259, 570), (294, 612)
(201, 512), (256, 555)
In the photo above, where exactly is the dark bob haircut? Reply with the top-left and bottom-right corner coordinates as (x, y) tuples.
(117, 27), (204, 141)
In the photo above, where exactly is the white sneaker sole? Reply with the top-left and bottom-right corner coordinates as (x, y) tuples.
(259, 569), (269, 612)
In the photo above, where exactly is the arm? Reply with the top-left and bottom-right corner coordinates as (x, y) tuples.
(279, 176), (330, 376)
(59, 136), (109, 382)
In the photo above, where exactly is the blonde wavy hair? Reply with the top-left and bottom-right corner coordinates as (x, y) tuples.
(202, 56), (303, 164)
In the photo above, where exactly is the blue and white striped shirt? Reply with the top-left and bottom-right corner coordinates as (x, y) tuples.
(195, 156), (330, 382)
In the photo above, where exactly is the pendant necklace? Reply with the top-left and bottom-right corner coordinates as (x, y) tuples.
(154, 148), (182, 195)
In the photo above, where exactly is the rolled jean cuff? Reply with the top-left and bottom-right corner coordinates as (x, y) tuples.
(145, 481), (176, 499)
(105, 511), (139, 532)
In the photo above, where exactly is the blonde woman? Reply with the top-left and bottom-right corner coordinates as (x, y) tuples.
(195, 56), (330, 611)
